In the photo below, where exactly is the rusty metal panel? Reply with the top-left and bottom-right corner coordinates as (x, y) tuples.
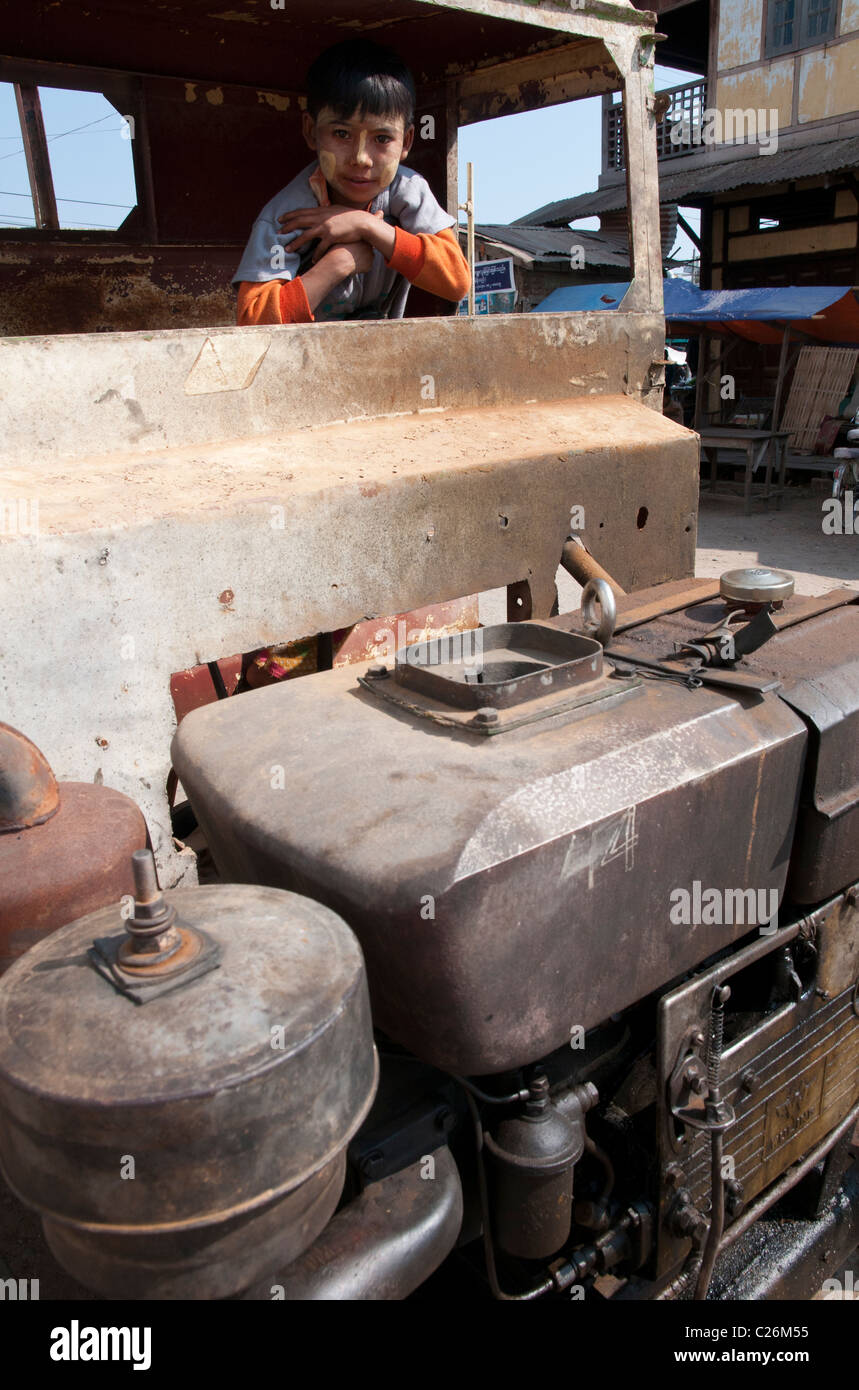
(0, 783), (147, 974)
(333, 598), (480, 667)
(0, 243), (239, 336)
(0, 1), (645, 95)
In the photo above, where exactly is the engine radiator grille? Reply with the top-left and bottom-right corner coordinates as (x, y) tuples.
(656, 891), (859, 1277)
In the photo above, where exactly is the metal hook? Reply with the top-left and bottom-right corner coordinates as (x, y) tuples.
(581, 579), (617, 647)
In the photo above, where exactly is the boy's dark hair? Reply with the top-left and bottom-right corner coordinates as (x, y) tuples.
(306, 39), (416, 129)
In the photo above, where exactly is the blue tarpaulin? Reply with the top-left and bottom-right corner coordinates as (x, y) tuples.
(532, 281), (859, 345)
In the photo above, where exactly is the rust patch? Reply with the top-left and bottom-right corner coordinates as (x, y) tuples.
(0, 722), (60, 833)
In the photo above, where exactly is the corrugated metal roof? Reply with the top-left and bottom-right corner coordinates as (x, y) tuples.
(470, 222), (630, 267)
(515, 135), (859, 226)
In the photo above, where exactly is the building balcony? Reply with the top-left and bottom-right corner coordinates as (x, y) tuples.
(603, 79), (708, 174)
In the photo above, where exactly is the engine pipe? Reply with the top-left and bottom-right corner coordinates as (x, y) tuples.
(560, 536), (627, 599)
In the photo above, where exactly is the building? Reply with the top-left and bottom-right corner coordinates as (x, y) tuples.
(462, 223), (632, 312)
(518, 0), (859, 397)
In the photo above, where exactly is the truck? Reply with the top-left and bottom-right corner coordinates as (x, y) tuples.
(0, 0), (856, 1307)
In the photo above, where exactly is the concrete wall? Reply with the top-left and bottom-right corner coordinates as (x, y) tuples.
(0, 313), (698, 888)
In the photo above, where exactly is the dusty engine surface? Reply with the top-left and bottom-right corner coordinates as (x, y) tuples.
(165, 569), (859, 1300)
(172, 617), (805, 1075)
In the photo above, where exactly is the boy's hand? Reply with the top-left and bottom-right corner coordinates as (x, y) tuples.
(279, 206), (391, 261)
(327, 241), (375, 277)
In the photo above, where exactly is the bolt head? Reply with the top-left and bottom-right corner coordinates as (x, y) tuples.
(366, 663), (388, 680)
(663, 1162), (686, 1188)
(473, 706), (499, 726)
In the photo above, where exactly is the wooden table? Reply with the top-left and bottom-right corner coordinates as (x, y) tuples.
(699, 428), (792, 515)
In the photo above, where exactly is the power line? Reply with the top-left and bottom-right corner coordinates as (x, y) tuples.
(0, 214), (122, 229)
(0, 112), (117, 163)
(0, 189), (132, 208)
(0, 128), (125, 138)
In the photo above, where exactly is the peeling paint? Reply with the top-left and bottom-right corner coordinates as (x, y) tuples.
(211, 9), (259, 23)
(257, 90), (291, 112)
(798, 40), (859, 123)
(716, 62), (793, 131)
(717, 0), (763, 71)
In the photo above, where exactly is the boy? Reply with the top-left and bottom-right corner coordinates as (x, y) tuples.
(234, 39), (470, 325)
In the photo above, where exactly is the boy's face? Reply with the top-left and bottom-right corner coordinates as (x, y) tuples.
(303, 107), (414, 208)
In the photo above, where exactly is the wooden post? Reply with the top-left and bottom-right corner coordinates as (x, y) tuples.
(772, 323), (791, 430)
(14, 83), (58, 230)
(693, 334), (709, 431)
(445, 81), (459, 224)
(459, 161), (476, 316)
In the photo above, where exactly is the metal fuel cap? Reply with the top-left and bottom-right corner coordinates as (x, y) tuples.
(719, 566), (795, 607)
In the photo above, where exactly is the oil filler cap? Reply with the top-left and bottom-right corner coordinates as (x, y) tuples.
(720, 566), (794, 607)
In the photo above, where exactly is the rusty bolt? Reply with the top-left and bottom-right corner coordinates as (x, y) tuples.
(683, 1064), (708, 1096)
(95, 737), (109, 749)
(725, 1180), (745, 1217)
(663, 1162), (686, 1189)
(672, 1206), (701, 1238)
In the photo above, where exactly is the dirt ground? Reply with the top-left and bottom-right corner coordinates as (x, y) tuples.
(694, 486), (859, 597)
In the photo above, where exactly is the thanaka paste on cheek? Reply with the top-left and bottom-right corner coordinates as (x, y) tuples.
(318, 149), (337, 182)
(377, 151), (399, 189)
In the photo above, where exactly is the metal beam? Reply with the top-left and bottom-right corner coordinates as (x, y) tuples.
(676, 210), (701, 251)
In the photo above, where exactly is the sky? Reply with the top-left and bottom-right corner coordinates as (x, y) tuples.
(0, 64), (699, 259)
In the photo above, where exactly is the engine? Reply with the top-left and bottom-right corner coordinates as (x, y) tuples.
(2, 566), (858, 1300)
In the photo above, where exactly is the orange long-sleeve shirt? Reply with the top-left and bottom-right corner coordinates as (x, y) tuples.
(236, 226), (469, 327)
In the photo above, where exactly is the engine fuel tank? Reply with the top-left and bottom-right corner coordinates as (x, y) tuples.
(172, 620), (807, 1075)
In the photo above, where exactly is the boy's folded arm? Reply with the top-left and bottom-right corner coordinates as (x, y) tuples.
(385, 226), (471, 302)
(236, 278), (314, 326)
